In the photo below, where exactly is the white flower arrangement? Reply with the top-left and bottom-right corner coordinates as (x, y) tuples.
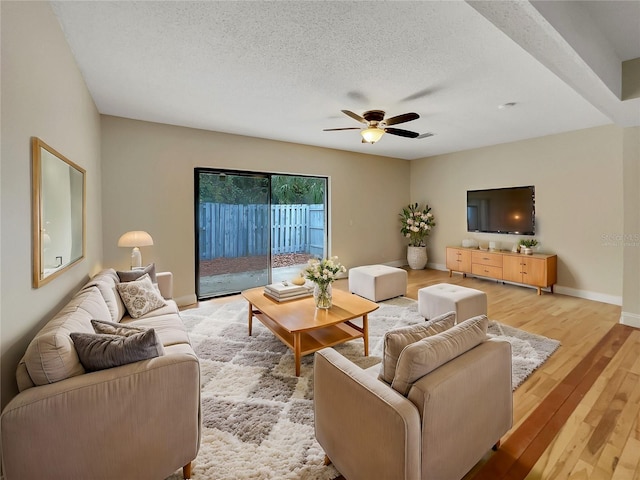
(303, 256), (346, 286)
(399, 203), (436, 247)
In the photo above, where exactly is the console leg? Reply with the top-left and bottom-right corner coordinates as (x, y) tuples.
(324, 455), (331, 466)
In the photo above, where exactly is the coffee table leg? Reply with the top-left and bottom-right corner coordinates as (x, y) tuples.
(247, 302), (253, 336)
(294, 332), (301, 377)
(363, 314), (369, 356)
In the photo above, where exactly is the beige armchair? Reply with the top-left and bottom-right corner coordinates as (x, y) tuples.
(314, 330), (512, 480)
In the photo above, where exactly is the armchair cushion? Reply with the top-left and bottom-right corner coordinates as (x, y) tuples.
(391, 315), (488, 395)
(380, 311), (456, 383)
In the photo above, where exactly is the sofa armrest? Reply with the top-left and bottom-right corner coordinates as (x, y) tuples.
(1, 346), (200, 480)
(156, 271), (173, 299)
(407, 338), (513, 480)
(314, 348), (421, 480)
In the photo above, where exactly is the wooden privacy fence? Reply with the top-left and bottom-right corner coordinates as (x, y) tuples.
(199, 203), (324, 259)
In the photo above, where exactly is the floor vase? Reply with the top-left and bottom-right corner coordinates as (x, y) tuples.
(407, 246), (428, 270)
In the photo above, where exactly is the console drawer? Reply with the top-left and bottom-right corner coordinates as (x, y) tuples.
(471, 251), (503, 267)
(472, 264), (503, 278)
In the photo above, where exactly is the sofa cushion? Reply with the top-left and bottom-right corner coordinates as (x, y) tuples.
(391, 315), (488, 396)
(379, 311), (456, 384)
(82, 269), (126, 322)
(117, 263), (157, 283)
(122, 300), (179, 321)
(116, 274), (167, 319)
(91, 319), (146, 337)
(76, 286), (113, 323)
(70, 329), (165, 372)
(122, 312), (190, 347)
(91, 268), (121, 285)
(23, 287), (104, 385)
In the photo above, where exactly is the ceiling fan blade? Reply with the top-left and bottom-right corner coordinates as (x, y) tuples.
(385, 112), (419, 126)
(341, 110), (366, 124)
(417, 132), (435, 139)
(323, 127), (362, 131)
(385, 127), (420, 138)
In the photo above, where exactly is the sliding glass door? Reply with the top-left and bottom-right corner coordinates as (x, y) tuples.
(195, 169), (327, 299)
(270, 175), (326, 284)
(196, 171), (270, 297)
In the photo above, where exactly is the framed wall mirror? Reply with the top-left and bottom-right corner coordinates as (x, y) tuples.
(32, 137), (86, 288)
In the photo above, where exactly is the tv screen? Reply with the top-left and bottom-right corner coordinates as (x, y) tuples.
(467, 186), (535, 235)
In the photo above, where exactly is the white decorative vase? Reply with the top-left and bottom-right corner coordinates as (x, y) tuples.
(407, 246), (428, 270)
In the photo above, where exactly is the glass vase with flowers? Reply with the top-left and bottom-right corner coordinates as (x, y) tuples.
(303, 256), (346, 309)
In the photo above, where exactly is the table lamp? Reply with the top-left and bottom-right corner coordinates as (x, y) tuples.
(117, 231), (154, 268)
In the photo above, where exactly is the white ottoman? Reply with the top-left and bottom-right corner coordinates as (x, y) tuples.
(349, 265), (407, 302)
(418, 283), (487, 322)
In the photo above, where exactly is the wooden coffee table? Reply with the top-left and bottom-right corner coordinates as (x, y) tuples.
(242, 287), (379, 376)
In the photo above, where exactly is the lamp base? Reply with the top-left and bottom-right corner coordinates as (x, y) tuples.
(131, 247), (142, 269)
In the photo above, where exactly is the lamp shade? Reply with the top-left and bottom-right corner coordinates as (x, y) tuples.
(117, 231), (154, 248)
(361, 127), (385, 144)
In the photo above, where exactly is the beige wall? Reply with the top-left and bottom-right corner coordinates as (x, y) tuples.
(0, 1), (103, 408)
(410, 125), (624, 303)
(100, 116), (410, 305)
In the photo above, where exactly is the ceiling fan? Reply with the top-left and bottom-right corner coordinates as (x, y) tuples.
(324, 109), (429, 144)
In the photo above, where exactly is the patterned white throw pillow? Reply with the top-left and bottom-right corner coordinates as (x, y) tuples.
(116, 273), (166, 319)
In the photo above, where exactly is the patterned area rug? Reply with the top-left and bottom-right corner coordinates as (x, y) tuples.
(167, 296), (560, 480)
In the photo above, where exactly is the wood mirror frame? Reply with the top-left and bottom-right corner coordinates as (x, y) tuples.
(32, 137), (86, 288)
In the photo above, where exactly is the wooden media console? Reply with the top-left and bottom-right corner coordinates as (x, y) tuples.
(446, 247), (557, 295)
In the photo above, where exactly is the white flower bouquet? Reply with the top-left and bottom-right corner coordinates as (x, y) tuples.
(303, 256), (346, 286)
(399, 203), (436, 247)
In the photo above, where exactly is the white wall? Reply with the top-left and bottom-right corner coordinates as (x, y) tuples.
(410, 125), (624, 304)
(0, 1), (103, 408)
(100, 116), (411, 305)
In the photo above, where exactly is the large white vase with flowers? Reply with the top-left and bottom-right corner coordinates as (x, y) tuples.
(303, 256), (347, 309)
(399, 203), (436, 270)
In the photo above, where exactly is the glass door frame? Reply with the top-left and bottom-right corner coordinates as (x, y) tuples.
(194, 168), (328, 300)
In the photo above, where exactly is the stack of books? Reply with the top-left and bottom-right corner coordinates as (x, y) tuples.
(264, 282), (313, 302)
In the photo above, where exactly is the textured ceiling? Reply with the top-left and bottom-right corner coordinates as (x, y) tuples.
(50, 0), (639, 160)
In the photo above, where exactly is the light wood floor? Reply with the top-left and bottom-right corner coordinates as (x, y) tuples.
(195, 267), (639, 480)
(389, 268), (636, 480)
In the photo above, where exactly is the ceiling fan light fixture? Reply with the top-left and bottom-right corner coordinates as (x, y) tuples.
(361, 127), (384, 144)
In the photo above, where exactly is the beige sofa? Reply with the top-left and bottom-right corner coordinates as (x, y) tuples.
(0, 269), (200, 480)
(314, 314), (513, 480)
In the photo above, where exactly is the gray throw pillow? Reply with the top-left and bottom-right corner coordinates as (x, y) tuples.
(70, 329), (165, 372)
(379, 311), (456, 384)
(91, 319), (147, 337)
(117, 263), (157, 283)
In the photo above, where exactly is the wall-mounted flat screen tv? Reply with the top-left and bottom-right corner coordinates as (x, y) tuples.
(467, 186), (535, 235)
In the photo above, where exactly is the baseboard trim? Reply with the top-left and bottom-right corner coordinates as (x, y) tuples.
(385, 259), (408, 268)
(429, 262), (448, 272)
(553, 286), (622, 306)
(621, 311), (640, 328)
